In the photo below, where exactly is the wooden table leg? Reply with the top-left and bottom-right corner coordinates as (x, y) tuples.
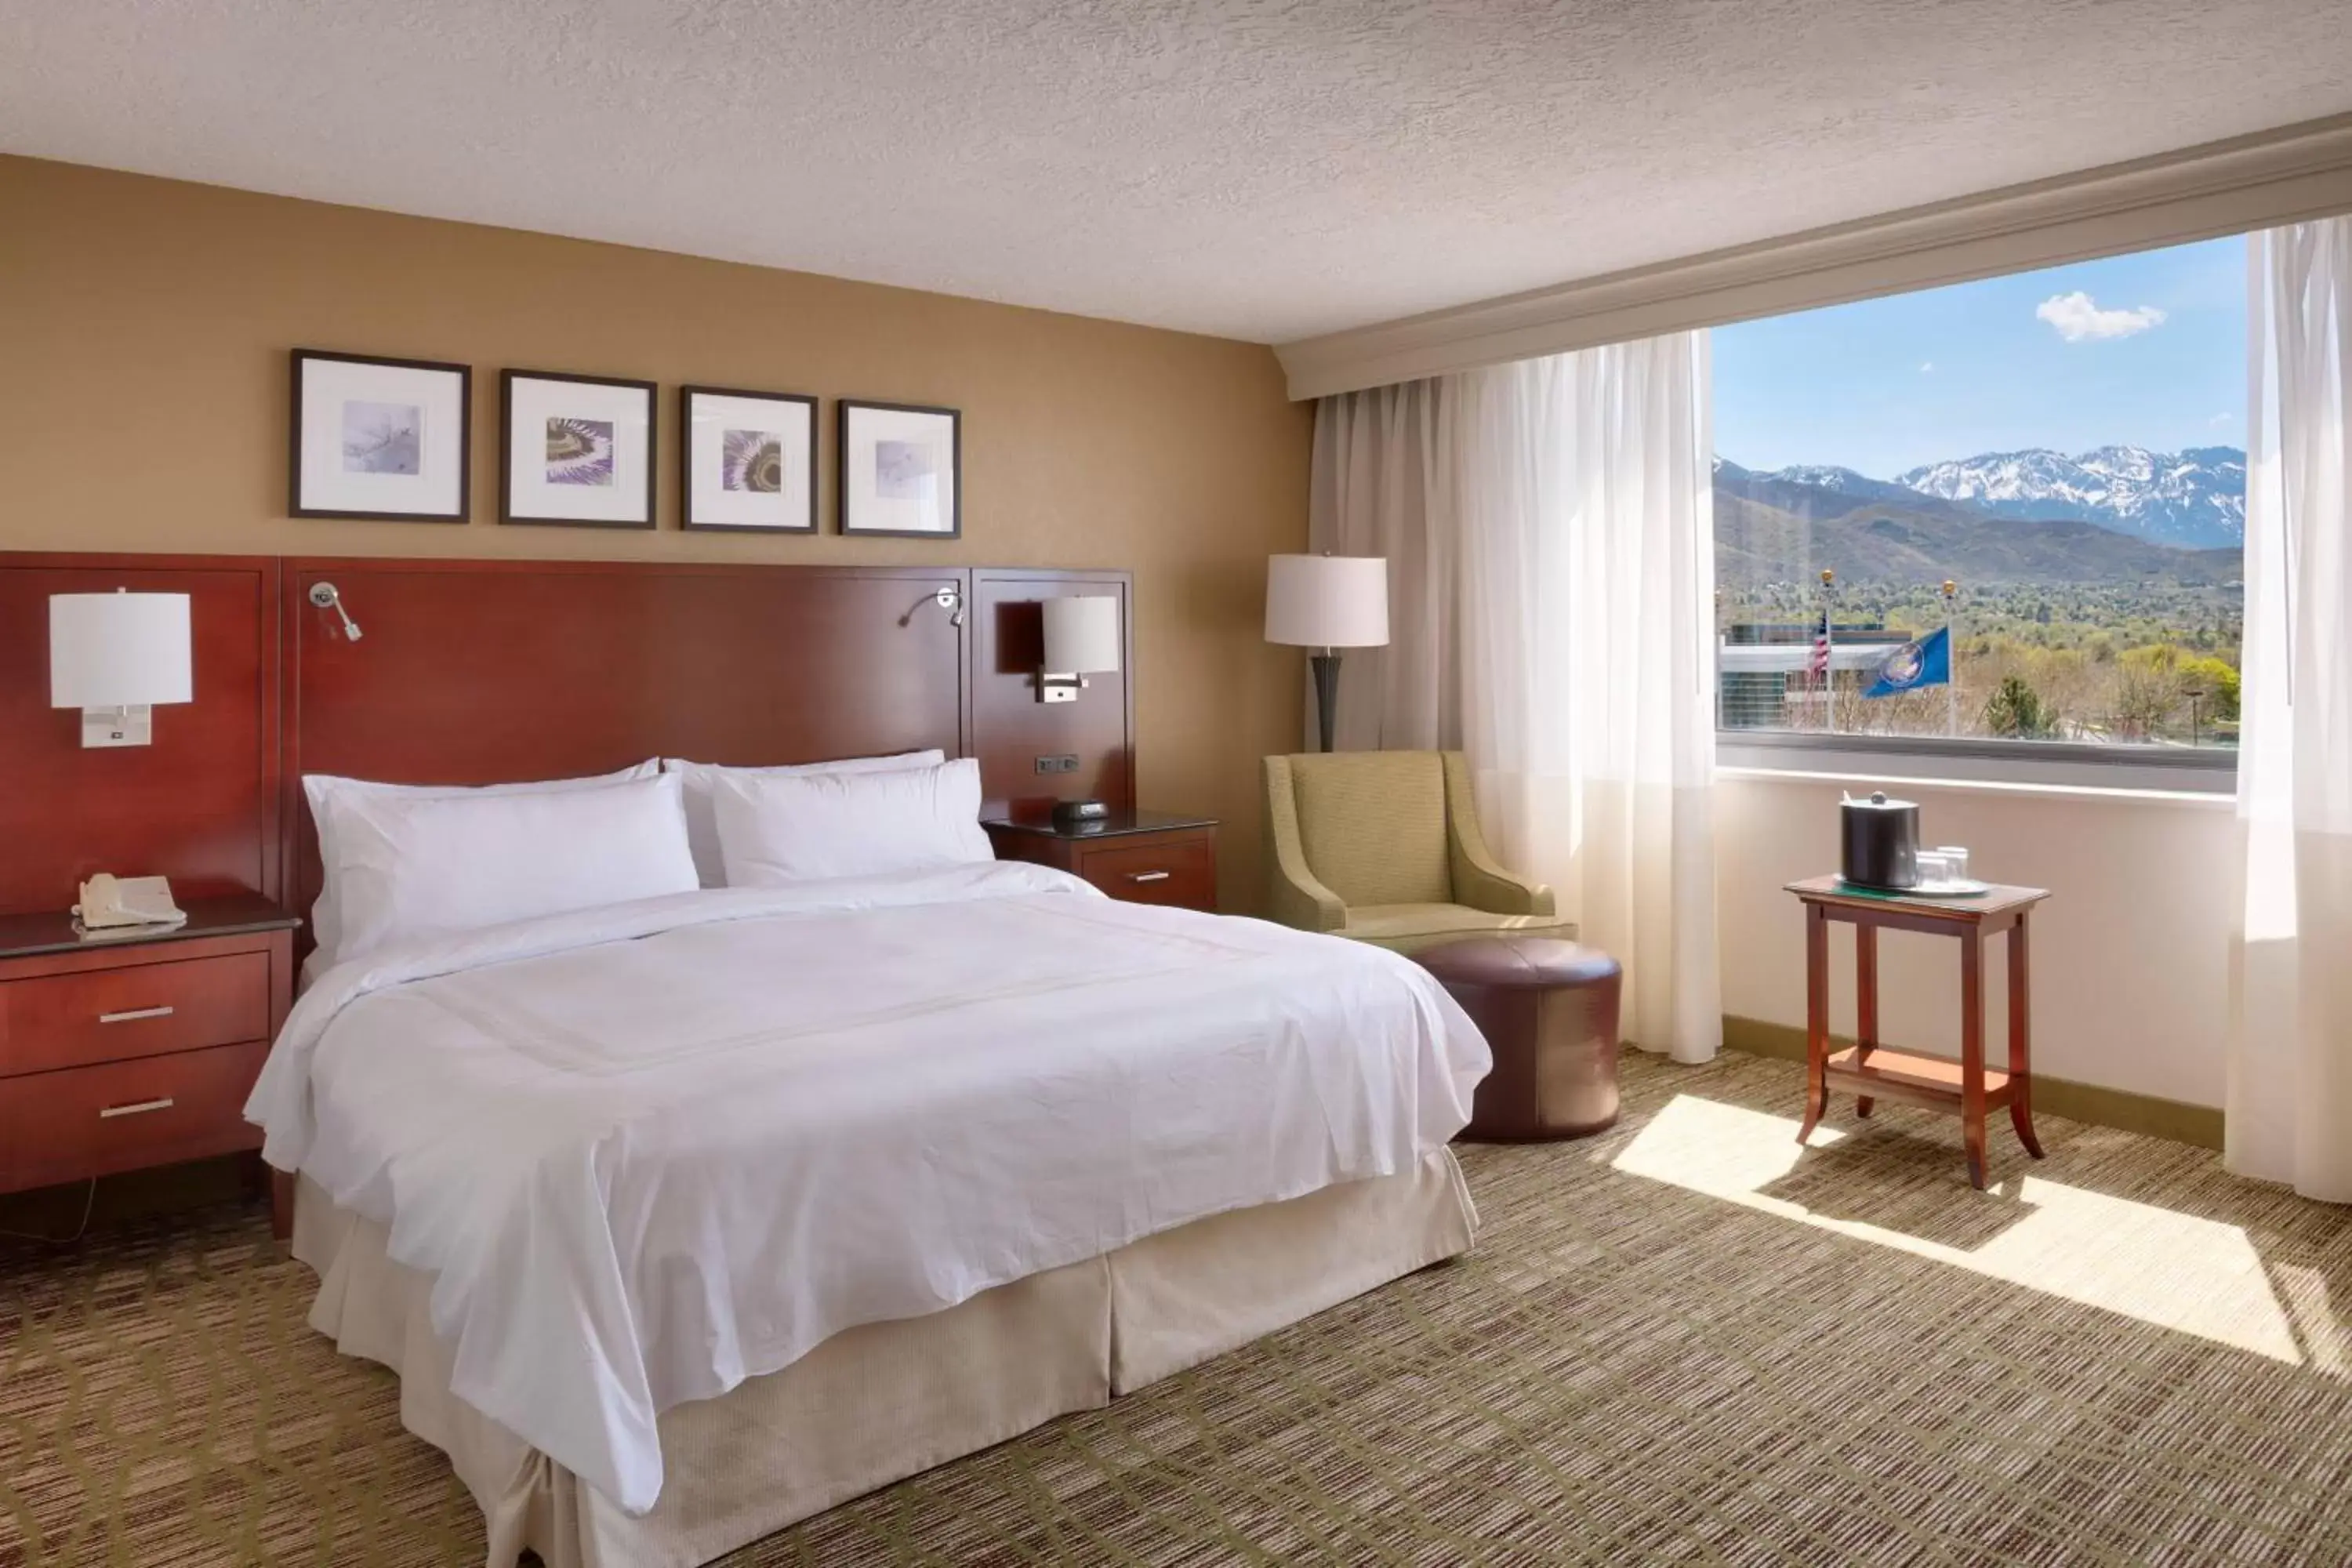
(2009, 910), (2044, 1159)
(1853, 920), (1878, 1119)
(1960, 926), (1987, 1189)
(1798, 902), (1831, 1144)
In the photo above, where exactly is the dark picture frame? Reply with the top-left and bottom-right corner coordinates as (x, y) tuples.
(289, 348), (471, 522)
(680, 384), (819, 534)
(499, 368), (659, 529)
(838, 399), (961, 539)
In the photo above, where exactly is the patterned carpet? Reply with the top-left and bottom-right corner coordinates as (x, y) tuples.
(9, 1049), (2352, 1566)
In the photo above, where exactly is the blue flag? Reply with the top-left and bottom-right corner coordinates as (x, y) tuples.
(1861, 626), (1951, 698)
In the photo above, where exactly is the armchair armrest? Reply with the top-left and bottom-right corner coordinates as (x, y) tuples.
(1261, 756), (1348, 933)
(1442, 753), (1555, 917)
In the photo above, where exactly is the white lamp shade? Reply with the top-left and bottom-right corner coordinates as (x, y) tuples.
(1265, 554), (1388, 648)
(1042, 595), (1122, 673)
(49, 593), (193, 709)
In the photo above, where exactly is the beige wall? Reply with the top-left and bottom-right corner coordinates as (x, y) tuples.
(1717, 770), (2237, 1108)
(0, 154), (1312, 908)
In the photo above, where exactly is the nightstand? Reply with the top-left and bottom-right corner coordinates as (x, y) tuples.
(0, 893), (299, 1226)
(984, 810), (1221, 912)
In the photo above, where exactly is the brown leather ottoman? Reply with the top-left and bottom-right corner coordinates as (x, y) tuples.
(1417, 936), (1622, 1140)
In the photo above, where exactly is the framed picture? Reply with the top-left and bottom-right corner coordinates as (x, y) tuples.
(681, 385), (817, 533)
(289, 349), (470, 522)
(839, 400), (960, 539)
(500, 368), (657, 528)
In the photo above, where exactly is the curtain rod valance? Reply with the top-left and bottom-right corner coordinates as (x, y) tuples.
(1276, 113), (2352, 401)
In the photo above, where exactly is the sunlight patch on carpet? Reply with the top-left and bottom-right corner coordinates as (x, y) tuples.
(1613, 1092), (2302, 1363)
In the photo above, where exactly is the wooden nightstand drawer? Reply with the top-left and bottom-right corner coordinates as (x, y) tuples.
(1074, 837), (1216, 910)
(0, 1040), (269, 1192)
(985, 811), (1221, 913)
(0, 951), (272, 1077)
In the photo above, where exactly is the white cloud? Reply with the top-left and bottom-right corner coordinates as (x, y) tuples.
(2036, 291), (2167, 342)
(1918, 361), (1933, 373)
(2209, 412), (2234, 427)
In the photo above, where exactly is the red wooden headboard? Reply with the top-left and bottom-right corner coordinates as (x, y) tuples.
(0, 550), (1134, 920)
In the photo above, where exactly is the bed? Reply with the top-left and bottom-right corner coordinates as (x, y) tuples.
(249, 860), (1489, 1568)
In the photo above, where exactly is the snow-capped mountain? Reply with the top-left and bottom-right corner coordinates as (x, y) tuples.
(1893, 445), (2244, 549)
(1758, 465), (1927, 505)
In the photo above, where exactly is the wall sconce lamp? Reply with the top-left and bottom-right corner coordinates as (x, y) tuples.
(308, 581), (364, 641)
(49, 590), (194, 748)
(1037, 595), (1120, 704)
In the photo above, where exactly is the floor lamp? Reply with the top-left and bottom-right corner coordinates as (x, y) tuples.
(1265, 553), (1390, 752)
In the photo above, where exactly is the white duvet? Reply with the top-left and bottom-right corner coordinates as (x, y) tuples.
(246, 862), (1487, 1515)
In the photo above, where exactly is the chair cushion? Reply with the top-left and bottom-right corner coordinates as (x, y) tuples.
(1341, 902), (1577, 956)
(1287, 752), (1450, 907)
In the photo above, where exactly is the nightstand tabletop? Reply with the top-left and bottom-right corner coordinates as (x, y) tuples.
(0, 892), (302, 963)
(983, 808), (1218, 841)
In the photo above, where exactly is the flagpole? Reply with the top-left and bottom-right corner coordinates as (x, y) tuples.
(1820, 568), (1837, 734)
(1943, 579), (1958, 738)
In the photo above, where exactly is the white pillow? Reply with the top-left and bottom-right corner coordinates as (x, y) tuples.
(325, 773), (699, 967)
(304, 762), (659, 971)
(712, 757), (993, 886)
(664, 751), (946, 887)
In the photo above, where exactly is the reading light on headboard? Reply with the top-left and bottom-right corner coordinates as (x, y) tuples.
(49, 590), (193, 748)
(307, 581), (365, 641)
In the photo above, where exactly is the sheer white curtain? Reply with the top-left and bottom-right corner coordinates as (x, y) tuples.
(2228, 218), (2352, 1200)
(1308, 336), (1721, 1063)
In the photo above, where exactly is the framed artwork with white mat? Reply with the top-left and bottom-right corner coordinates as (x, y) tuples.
(500, 368), (657, 528)
(681, 385), (817, 534)
(839, 400), (960, 539)
(289, 349), (470, 523)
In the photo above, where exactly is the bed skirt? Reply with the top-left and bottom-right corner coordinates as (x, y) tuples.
(292, 1150), (1478, 1568)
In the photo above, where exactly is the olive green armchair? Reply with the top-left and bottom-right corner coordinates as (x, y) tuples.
(1261, 750), (1573, 954)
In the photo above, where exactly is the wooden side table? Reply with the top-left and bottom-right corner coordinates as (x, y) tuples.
(983, 810), (1219, 913)
(1784, 875), (2049, 1190)
(0, 892), (301, 1233)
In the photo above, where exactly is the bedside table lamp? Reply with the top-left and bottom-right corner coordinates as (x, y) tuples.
(1265, 554), (1388, 752)
(49, 590), (193, 748)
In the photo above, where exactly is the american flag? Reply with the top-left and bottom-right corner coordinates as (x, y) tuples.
(1806, 609), (1831, 677)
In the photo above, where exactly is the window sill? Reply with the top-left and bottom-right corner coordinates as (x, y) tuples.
(1715, 731), (2235, 798)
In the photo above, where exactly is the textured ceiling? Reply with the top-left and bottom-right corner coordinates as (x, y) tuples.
(5, 1), (2350, 343)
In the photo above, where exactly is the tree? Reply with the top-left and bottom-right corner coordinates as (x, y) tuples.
(1984, 675), (2056, 739)
(2174, 653), (2241, 722)
(2109, 646), (2185, 739)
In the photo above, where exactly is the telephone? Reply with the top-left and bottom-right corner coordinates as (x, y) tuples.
(74, 873), (187, 934)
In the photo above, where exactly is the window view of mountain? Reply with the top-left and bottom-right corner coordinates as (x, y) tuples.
(1713, 448), (2245, 583)
(1710, 231), (2246, 750)
(1711, 449), (2244, 748)
(1900, 446), (2243, 548)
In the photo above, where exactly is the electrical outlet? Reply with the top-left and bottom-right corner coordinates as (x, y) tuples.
(1033, 754), (1080, 774)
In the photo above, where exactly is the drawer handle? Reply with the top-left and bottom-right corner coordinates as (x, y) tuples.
(1127, 870), (1172, 883)
(99, 1005), (176, 1024)
(99, 1097), (176, 1120)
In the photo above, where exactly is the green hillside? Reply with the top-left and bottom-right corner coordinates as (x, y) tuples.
(1715, 483), (2239, 588)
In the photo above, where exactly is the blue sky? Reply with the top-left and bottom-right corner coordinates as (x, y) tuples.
(1712, 235), (2247, 478)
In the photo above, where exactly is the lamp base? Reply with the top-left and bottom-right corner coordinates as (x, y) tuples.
(80, 705), (153, 748)
(1309, 653), (1340, 753)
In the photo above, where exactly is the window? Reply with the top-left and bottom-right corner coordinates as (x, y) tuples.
(1712, 236), (2245, 764)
